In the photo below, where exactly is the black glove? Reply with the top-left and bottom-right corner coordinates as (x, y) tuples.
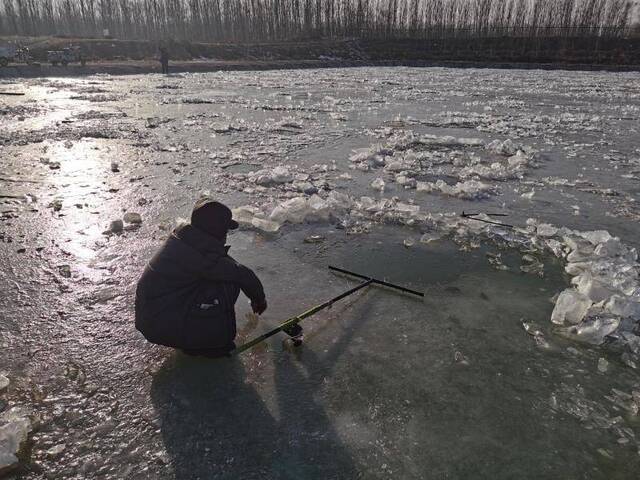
(251, 298), (268, 315)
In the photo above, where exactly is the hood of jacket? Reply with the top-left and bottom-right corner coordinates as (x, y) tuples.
(173, 223), (230, 257)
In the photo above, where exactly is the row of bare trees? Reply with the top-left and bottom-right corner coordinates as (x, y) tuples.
(0, 0), (635, 41)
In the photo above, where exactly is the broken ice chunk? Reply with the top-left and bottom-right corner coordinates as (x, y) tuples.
(394, 202), (420, 215)
(303, 235), (325, 244)
(454, 351), (469, 365)
(326, 191), (353, 209)
(417, 179), (496, 200)
(564, 235), (595, 262)
(536, 223), (558, 237)
(578, 230), (612, 246)
(522, 320), (550, 348)
(349, 145), (392, 166)
(270, 166), (293, 184)
(621, 352), (638, 369)
(556, 315), (619, 345)
(231, 206), (258, 226)
(521, 189), (535, 200)
(486, 139), (520, 156)
(293, 181), (317, 194)
(605, 295), (640, 319)
(573, 272), (616, 303)
(305, 195), (329, 221)
(551, 289), (592, 325)
(520, 254), (544, 276)
(370, 178), (385, 191)
(593, 238), (627, 259)
(251, 217), (280, 233)
(544, 239), (565, 258)
(486, 252), (509, 271)
(598, 357), (609, 373)
(250, 166), (294, 185)
(270, 197), (309, 224)
(395, 174), (416, 188)
(420, 232), (442, 245)
(508, 151), (530, 167)
(0, 407), (33, 473)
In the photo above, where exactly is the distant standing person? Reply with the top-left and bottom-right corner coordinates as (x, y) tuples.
(159, 47), (169, 74)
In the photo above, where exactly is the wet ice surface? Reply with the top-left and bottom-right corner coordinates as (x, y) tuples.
(1, 67), (640, 478)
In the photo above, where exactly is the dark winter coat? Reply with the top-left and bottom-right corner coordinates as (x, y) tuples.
(135, 224), (265, 350)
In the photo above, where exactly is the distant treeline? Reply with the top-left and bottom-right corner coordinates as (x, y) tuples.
(0, 0), (636, 42)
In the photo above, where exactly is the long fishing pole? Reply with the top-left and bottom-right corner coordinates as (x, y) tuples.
(232, 278), (373, 355)
(328, 265), (424, 298)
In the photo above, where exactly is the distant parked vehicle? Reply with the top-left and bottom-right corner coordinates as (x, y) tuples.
(0, 45), (32, 67)
(47, 47), (85, 67)
(0, 46), (14, 67)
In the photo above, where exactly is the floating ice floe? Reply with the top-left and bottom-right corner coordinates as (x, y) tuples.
(523, 221), (640, 354)
(551, 290), (592, 325)
(348, 136), (540, 200)
(349, 144), (391, 169)
(486, 139), (522, 156)
(247, 166), (294, 186)
(486, 252), (509, 271)
(232, 191), (354, 233)
(370, 178), (385, 191)
(419, 134), (484, 148)
(417, 179), (496, 200)
(521, 189), (535, 200)
(520, 254), (544, 276)
(0, 406), (33, 473)
(522, 320), (549, 348)
(232, 191), (427, 234)
(459, 159), (528, 181)
(395, 173), (417, 189)
(598, 357), (609, 373)
(420, 232), (442, 244)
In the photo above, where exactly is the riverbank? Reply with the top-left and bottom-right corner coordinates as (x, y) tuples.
(1, 35), (639, 78)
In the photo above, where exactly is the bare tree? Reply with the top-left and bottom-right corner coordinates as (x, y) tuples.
(0, 0), (635, 42)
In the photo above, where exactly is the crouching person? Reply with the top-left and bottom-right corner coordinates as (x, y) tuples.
(135, 199), (267, 357)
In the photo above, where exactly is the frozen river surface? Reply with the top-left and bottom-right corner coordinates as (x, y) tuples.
(1, 67), (640, 479)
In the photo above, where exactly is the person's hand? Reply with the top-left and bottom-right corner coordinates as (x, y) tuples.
(251, 298), (267, 315)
